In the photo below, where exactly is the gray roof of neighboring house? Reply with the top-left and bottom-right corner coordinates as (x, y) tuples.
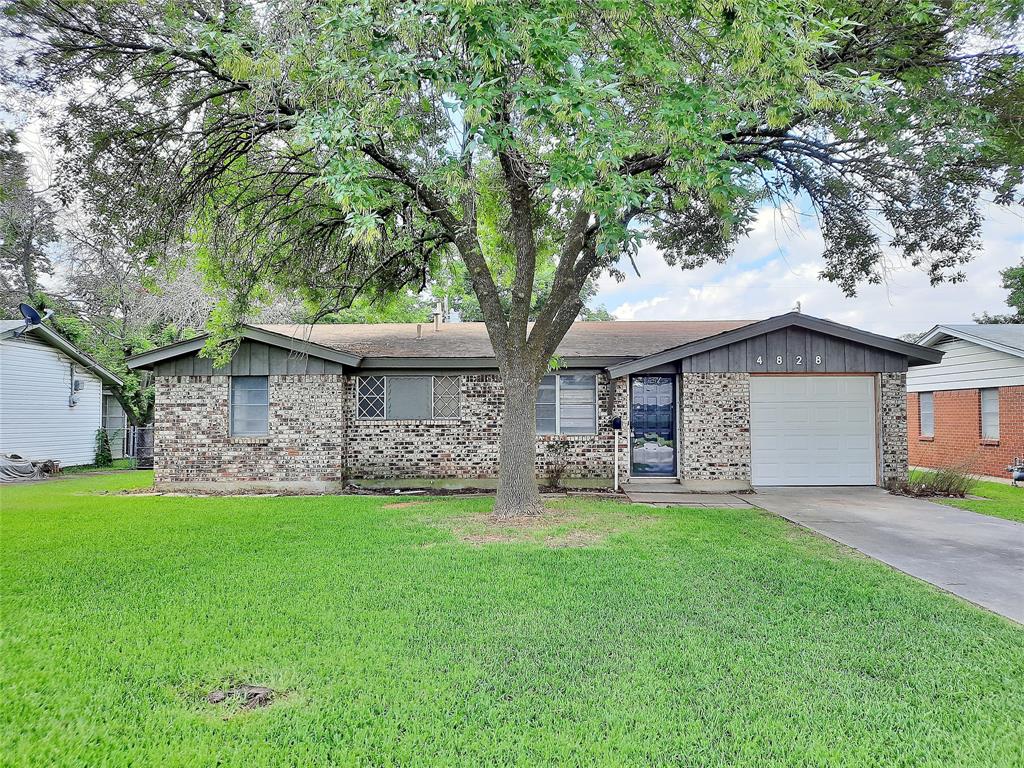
(918, 324), (1024, 358)
(253, 320), (756, 359)
(0, 320), (124, 387)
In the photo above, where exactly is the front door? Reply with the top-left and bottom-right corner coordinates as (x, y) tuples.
(630, 375), (676, 477)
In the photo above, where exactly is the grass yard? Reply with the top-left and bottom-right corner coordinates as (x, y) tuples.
(58, 458), (135, 475)
(944, 479), (1024, 523)
(909, 470), (1024, 523)
(2, 474), (1023, 767)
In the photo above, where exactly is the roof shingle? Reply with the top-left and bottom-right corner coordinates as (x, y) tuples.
(254, 320), (756, 359)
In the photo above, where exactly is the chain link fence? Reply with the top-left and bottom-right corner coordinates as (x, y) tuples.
(127, 425), (154, 469)
(102, 425), (153, 469)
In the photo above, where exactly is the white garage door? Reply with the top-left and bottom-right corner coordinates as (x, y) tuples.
(749, 376), (877, 486)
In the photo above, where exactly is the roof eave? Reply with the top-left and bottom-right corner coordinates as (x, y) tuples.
(5, 324), (124, 387)
(358, 355), (634, 370)
(918, 325), (1024, 359)
(127, 326), (363, 370)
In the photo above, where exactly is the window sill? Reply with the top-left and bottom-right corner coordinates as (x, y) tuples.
(353, 419), (463, 425)
(229, 436), (271, 445)
(979, 439), (1000, 447)
(918, 436), (934, 442)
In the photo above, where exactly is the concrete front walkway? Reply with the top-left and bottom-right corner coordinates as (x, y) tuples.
(621, 481), (757, 508)
(751, 486), (1024, 624)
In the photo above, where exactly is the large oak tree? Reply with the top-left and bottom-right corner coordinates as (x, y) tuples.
(5, 0), (1022, 515)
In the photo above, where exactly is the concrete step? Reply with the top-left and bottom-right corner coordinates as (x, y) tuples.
(621, 481), (682, 494)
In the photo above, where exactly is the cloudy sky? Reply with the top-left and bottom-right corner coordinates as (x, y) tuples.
(593, 203), (1023, 337)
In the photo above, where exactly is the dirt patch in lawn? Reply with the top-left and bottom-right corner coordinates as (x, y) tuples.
(432, 507), (656, 548)
(204, 683), (281, 717)
(382, 501), (428, 509)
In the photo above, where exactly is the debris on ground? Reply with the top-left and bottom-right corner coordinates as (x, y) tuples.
(206, 684), (276, 710)
(1, 454), (58, 483)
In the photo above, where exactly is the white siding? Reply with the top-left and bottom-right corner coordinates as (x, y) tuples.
(0, 334), (103, 466)
(907, 339), (1024, 392)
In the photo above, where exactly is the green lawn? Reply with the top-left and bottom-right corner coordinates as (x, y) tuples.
(909, 470), (1024, 523)
(945, 479), (1024, 523)
(58, 458), (135, 475)
(2, 474), (1022, 767)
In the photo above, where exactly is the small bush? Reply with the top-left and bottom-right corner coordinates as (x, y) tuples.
(543, 441), (570, 489)
(887, 463), (977, 498)
(94, 429), (113, 468)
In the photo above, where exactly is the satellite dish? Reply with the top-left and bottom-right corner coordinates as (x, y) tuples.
(18, 303), (42, 325)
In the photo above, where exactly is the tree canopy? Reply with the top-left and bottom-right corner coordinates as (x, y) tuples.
(976, 259), (1024, 323)
(6, 0), (1023, 513)
(0, 131), (57, 306)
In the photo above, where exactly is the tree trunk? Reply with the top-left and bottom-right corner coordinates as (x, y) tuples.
(493, 369), (545, 518)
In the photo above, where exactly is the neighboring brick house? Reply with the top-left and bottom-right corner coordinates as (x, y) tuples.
(907, 324), (1024, 478)
(128, 312), (941, 491)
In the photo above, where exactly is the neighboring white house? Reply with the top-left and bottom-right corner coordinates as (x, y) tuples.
(0, 320), (124, 467)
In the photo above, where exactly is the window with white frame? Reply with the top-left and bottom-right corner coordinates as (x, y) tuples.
(981, 388), (999, 440)
(536, 374), (597, 435)
(919, 392), (934, 438)
(356, 376), (461, 419)
(230, 376), (269, 436)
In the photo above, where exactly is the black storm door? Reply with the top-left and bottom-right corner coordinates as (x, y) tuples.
(630, 376), (676, 477)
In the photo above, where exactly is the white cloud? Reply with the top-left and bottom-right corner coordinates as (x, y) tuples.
(601, 203), (1023, 337)
(612, 296), (668, 320)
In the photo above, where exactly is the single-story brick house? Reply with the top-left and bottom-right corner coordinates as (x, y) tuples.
(128, 311), (942, 492)
(907, 324), (1023, 478)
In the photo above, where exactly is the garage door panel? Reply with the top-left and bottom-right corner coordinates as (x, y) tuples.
(750, 376), (877, 486)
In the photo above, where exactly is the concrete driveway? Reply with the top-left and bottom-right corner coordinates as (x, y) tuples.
(751, 486), (1024, 624)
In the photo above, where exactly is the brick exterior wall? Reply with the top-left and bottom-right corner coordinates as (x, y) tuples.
(153, 369), (910, 488)
(908, 385), (1023, 477)
(155, 375), (347, 485)
(680, 372), (752, 481)
(345, 373), (619, 481)
(879, 373), (908, 484)
(155, 372), (626, 486)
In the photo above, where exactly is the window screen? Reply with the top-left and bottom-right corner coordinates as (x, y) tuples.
(558, 374), (597, 434)
(536, 375), (557, 434)
(981, 388), (999, 440)
(357, 376), (461, 419)
(386, 376), (432, 419)
(919, 392), (934, 438)
(231, 376), (269, 436)
(535, 374), (597, 435)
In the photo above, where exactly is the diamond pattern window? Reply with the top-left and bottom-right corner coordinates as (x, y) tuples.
(357, 376), (386, 419)
(432, 376), (461, 418)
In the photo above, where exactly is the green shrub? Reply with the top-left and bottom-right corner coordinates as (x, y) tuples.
(888, 463), (977, 498)
(93, 429), (113, 468)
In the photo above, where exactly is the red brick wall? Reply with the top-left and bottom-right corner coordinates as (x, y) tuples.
(908, 385), (1024, 477)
